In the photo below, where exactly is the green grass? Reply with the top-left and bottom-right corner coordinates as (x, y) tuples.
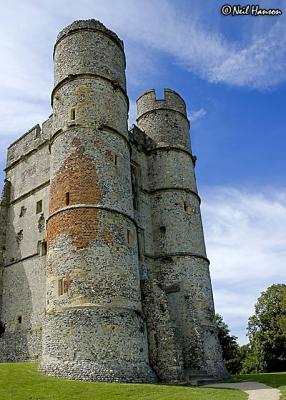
(0, 362), (247, 400)
(230, 372), (286, 399)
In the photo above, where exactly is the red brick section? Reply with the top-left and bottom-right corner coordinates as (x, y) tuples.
(48, 137), (102, 250)
(49, 138), (102, 214)
(47, 208), (99, 250)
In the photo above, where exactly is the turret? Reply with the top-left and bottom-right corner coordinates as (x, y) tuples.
(41, 20), (155, 383)
(137, 88), (190, 149)
(137, 89), (227, 380)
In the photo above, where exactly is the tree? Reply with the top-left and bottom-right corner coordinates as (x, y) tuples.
(243, 284), (286, 373)
(214, 314), (242, 374)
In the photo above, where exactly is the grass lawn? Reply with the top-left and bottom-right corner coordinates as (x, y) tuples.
(0, 362), (247, 400)
(230, 372), (286, 399)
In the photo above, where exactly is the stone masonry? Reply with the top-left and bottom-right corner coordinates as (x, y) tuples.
(0, 20), (228, 383)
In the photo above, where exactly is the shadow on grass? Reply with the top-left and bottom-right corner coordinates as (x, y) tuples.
(226, 372), (286, 388)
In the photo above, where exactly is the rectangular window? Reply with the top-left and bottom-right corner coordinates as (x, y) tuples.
(36, 200), (42, 214)
(127, 229), (132, 245)
(42, 241), (47, 255)
(70, 107), (76, 121)
(131, 164), (139, 211)
(137, 228), (145, 261)
(65, 192), (70, 206)
(58, 278), (64, 296)
(114, 154), (118, 166)
(38, 240), (47, 256)
(19, 206), (26, 218)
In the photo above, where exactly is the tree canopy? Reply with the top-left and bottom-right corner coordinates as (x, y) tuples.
(243, 284), (286, 373)
(214, 313), (242, 374)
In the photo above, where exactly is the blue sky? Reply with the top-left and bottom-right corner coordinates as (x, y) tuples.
(0, 0), (285, 344)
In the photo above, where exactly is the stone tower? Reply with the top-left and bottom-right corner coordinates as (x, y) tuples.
(40, 20), (156, 382)
(0, 19), (227, 384)
(137, 90), (226, 381)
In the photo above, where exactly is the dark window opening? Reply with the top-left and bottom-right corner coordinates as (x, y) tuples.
(42, 241), (47, 255)
(17, 315), (22, 324)
(0, 321), (5, 337)
(19, 206), (26, 218)
(183, 201), (188, 212)
(114, 154), (118, 166)
(16, 230), (23, 243)
(137, 229), (145, 261)
(127, 229), (131, 244)
(36, 200), (42, 214)
(70, 107), (76, 121)
(160, 226), (166, 234)
(131, 164), (139, 210)
(65, 192), (70, 206)
(38, 240), (47, 256)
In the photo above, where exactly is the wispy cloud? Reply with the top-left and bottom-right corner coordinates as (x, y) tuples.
(201, 186), (286, 343)
(189, 108), (207, 123)
(83, 0), (286, 89)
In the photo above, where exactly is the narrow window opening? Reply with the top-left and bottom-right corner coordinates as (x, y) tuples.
(131, 164), (139, 210)
(70, 107), (76, 121)
(16, 230), (23, 243)
(114, 154), (118, 166)
(65, 192), (70, 206)
(137, 229), (145, 261)
(58, 278), (64, 296)
(183, 201), (188, 212)
(160, 226), (166, 234)
(36, 200), (42, 214)
(0, 321), (5, 337)
(19, 206), (26, 218)
(17, 315), (22, 324)
(127, 229), (131, 244)
(37, 240), (47, 256)
(43, 241), (47, 255)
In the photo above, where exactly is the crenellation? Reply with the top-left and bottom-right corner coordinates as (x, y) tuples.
(0, 19), (227, 383)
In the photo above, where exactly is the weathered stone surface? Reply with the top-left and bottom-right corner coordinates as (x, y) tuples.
(0, 19), (227, 383)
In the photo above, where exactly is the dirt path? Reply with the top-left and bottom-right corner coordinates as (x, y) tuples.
(205, 382), (280, 400)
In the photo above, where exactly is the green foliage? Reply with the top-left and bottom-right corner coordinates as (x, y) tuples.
(214, 314), (242, 374)
(242, 284), (286, 373)
(0, 362), (247, 400)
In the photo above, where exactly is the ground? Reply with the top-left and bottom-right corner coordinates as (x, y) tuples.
(229, 372), (286, 399)
(0, 363), (285, 400)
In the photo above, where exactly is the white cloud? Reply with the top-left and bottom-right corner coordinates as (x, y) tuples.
(209, 20), (286, 88)
(189, 108), (207, 123)
(201, 186), (286, 344)
(81, 0), (286, 89)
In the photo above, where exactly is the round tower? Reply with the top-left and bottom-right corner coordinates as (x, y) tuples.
(137, 89), (226, 379)
(40, 20), (155, 382)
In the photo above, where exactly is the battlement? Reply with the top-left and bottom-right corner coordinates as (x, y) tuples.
(6, 116), (52, 170)
(55, 19), (124, 50)
(136, 89), (187, 120)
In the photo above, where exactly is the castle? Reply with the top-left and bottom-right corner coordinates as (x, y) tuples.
(0, 20), (227, 384)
